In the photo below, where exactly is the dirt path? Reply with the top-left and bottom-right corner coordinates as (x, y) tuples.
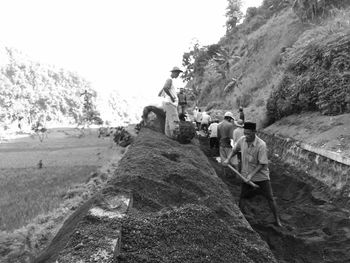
(200, 137), (350, 263)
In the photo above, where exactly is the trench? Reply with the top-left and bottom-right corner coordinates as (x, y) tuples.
(199, 137), (350, 263)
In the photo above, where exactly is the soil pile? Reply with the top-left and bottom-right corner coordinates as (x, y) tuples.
(112, 128), (276, 262)
(35, 128), (277, 263)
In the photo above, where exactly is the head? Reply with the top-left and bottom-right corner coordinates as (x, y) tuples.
(224, 111), (234, 122)
(239, 106), (243, 112)
(170, 66), (183, 78)
(243, 121), (257, 142)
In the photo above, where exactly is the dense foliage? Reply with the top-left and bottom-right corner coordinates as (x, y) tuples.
(267, 21), (350, 122)
(182, 0), (350, 126)
(0, 47), (97, 127)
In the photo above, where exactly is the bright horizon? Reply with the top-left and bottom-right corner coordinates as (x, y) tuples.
(0, 0), (263, 104)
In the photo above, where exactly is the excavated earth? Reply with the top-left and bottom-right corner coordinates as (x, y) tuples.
(200, 135), (350, 263)
(35, 125), (350, 263)
(35, 128), (276, 263)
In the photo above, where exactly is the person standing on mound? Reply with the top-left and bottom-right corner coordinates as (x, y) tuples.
(158, 66), (183, 138)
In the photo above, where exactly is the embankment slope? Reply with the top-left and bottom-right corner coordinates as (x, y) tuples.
(36, 128), (276, 263)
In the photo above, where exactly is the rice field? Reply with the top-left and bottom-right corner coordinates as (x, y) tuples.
(0, 165), (97, 231)
(0, 128), (117, 231)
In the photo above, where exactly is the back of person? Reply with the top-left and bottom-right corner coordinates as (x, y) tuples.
(218, 120), (234, 147)
(201, 112), (211, 124)
(208, 122), (218, 138)
(196, 111), (202, 123)
(178, 92), (186, 105)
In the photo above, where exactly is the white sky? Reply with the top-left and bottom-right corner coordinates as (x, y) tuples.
(0, 0), (263, 102)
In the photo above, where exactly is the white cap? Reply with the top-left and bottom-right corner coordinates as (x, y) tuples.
(224, 111), (234, 119)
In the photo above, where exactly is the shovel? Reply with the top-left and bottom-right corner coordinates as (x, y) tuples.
(227, 164), (259, 188)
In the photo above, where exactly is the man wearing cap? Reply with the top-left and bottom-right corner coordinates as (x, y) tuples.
(224, 121), (282, 227)
(158, 66), (183, 138)
(217, 111), (235, 175)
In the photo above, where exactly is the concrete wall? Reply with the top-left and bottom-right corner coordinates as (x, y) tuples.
(259, 131), (350, 200)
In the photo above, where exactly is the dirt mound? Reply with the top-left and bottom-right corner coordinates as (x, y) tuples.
(119, 204), (271, 263)
(35, 128), (276, 262)
(109, 128), (276, 262)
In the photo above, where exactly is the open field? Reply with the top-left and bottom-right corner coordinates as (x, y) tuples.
(0, 128), (118, 231)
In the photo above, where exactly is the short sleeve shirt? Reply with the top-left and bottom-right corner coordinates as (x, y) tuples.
(208, 123), (218, 138)
(233, 135), (270, 181)
(163, 78), (178, 106)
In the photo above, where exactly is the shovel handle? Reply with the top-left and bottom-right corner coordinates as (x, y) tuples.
(227, 165), (259, 188)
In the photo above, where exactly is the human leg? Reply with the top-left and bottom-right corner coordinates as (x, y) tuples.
(220, 146), (233, 176)
(209, 137), (214, 149)
(163, 103), (179, 138)
(258, 180), (282, 226)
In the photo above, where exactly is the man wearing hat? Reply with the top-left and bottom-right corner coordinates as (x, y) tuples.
(217, 111), (235, 175)
(158, 66), (183, 138)
(224, 121), (282, 227)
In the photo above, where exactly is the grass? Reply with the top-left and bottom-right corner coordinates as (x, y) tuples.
(0, 165), (98, 231)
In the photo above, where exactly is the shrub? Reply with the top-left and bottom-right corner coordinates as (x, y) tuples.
(205, 101), (222, 111)
(255, 98), (265, 107)
(267, 12), (350, 122)
(236, 92), (252, 108)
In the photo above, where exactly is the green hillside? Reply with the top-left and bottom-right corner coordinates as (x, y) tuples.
(183, 0), (350, 128)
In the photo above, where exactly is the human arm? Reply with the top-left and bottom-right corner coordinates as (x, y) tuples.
(223, 148), (239, 165)
(223, 142), (241, 165)
(246, 163), (265, 181)
(162, 79), (176, 102)
(158, 88), (164, 97)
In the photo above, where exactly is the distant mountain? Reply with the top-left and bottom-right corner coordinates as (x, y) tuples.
(0, 46), (141, 130)
(0, 46), (97, 128)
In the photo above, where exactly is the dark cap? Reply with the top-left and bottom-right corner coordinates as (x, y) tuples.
(170, 66), (183, 72)
(243, 121), (256, 131)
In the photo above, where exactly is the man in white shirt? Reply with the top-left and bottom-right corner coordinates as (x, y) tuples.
(208, 120), (219, 149)
(200, 111), (211, 132)
(158, 66), (182, 138)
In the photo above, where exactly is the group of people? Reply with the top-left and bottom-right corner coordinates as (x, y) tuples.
(157, 66), (281, 227)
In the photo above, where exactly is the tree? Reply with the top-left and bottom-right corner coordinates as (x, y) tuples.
(225, 0), (243, 33)
(80, 89), (103, 126)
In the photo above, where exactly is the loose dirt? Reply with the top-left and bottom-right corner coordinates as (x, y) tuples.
(203, 138), (350, 263)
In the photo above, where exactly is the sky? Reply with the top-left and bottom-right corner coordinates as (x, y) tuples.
(0, 0), (263, 103)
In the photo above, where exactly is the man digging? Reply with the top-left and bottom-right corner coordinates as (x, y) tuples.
(223, 121), (282, 227)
